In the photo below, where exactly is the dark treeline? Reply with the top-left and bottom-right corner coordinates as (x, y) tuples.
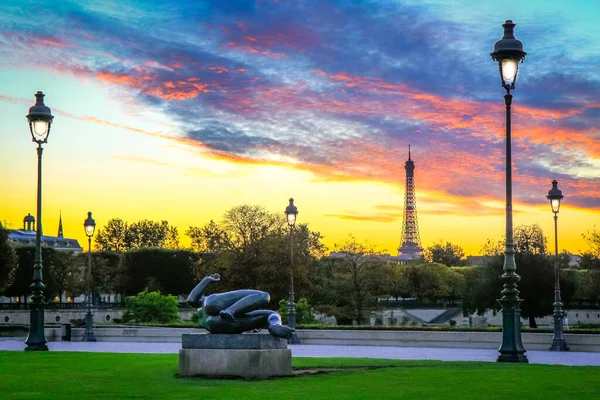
(1, 213), (600, 327)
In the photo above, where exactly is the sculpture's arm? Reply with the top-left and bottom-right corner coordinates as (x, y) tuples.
(186, 273), (220, 307)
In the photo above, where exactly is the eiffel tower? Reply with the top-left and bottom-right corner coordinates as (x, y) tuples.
(397, 145), (423, 261)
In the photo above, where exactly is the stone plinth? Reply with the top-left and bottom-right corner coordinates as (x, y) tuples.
(179, 334), (292, 378)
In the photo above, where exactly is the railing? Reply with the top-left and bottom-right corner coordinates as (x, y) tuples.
(0, 302), (194, 310)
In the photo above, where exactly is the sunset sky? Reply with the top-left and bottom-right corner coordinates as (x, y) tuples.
(1, 0), (599, 256)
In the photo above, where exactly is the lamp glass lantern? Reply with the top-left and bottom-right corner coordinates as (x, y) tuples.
(84, 212), (96, 238)
(26, 91), (54, 143)
(547, 180), (564, 214)
(285, 198), (298, 227)
(490, 20), (527, 91)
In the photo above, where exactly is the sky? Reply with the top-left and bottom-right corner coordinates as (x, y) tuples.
(1, 0), (599, 256)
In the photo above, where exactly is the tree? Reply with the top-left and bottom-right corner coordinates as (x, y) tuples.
(4, 246), (57, 303)
(46, 251), (84, 304)
(460, 263), (503, 316)
(120, 248), (198, 297)
(424, 241), (466, 266)
(404, 263), (463, 302)
(326, 236), (387, 324)
(0, 222), (17, 294)
(472, 225), (555, 327)
(186, 205), (326, 311)
(127, 220), (174, 249)
(583, 227), (600, 257)
(580, 252), (600, 270)
(186, 220), (230, 253)
(90, 251), (122, 299)
(95, 218), (180, 251)
(95, 218), (129, 252)
(384, 264), (409, 301)
(514, 223), (547, 255)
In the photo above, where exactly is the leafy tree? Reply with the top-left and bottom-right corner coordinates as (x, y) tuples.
(186, 204), (326, 311)
(460, 262), (503, 315)
(472, 225), (557, 328)
(404, 263), (464, 302)
(0, 222), (17, 294)
(4, 246), (57, 303)
(120, 248), (198, 297)
(583, 227), (600, 257)
(580, 252), (600, 270)
(121, 291), (179, 324)
(186, 220), (230, 253)
(95, 218), (180, 251)
(324, 236), (388, 324)
(278, 297), (317, 325)
(95, 218), (129, 252)
(46, 251), (84, 304)
(423, 241), (466, 266)
(579, 270), (600, 305)
(127, 220), (176, 249)
(90, 251), (122, 299)
(480, 238), (504, 257)
(514, 223), (547, 255)
(384, 264), (409, 300)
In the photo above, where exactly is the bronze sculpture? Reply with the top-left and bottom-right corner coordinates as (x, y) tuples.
(187, 273), (295, 339)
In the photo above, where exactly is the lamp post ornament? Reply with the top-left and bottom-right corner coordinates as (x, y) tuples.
(491, 20), (528, 363)
(24, 91), (54, 352)
(547, 180), (569, 351)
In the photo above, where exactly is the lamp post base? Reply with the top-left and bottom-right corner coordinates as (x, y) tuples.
(497, 352), (529, 363)
(24, 343), (49, 351)
(497, 288), (528, 364)
(82, 310), (97, 342)
(549, 340), (569, 352)
(25, 301), (48, 351)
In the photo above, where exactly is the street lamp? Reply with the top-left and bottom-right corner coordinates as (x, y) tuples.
(491, 20), (528, 363)
(547, 180), (569, 351)
(82, 211), (97, 342)
(284, 198), (300, 344)
(24, 91), (54, 351)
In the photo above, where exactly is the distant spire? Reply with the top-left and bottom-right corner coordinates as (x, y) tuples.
(408, 144), (411, 161)
(57, 211), (64, 238)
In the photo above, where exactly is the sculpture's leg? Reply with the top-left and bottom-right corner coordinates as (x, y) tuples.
(220, 292), (270, 322)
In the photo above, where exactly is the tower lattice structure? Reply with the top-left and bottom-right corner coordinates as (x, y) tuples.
(398, 145), (423, 260)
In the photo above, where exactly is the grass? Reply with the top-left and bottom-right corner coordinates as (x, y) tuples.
(2, 352), (600, 399)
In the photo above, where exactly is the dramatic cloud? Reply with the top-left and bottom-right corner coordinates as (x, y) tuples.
(1, 0), (598, 211)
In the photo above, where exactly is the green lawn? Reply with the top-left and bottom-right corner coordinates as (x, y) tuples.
(1, 352), (599, 400)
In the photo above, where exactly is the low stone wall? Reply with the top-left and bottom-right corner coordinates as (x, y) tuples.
(297, 329), (600, 352)
(8, 327), (599, 353)
(0, 309), (195, 325)
(42, 326), (206, 342)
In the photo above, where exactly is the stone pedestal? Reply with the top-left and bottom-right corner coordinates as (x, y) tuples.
(179, 334), (292, 378)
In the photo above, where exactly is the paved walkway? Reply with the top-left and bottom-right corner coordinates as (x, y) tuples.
(1, 339), (598, 366)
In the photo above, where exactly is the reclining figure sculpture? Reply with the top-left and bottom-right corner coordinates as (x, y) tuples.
(186, 273), (294, 339)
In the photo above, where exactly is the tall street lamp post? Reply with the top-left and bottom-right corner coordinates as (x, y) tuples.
(284, 198), (300, 344)
(491, 20), (528, 363)
(82, 212), (97, 342)
(547, 180), (569, 351)
(24, 91), (54, 351)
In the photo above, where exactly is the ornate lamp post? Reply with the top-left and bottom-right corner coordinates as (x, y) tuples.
(547, 180), (569, 351)
(24, 91), (54, 351)
(82, 212), (97, 342)
(284, 198), (300, 344)
(491, 20), (528, 363)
